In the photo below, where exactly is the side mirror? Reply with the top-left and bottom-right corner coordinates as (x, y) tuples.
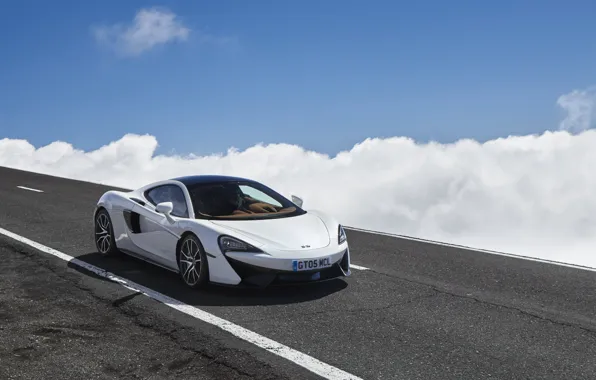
(291, 194), (304, 208)
(155, 202), (175, 223)
(155, 202), (173, 215)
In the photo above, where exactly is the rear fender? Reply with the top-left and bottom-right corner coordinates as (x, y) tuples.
(94, 190), (139, 251)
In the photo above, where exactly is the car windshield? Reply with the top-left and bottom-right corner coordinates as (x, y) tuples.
(186, 181), (306, 220)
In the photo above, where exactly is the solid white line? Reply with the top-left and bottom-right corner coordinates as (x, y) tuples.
(17, 185), (44, 193)
(0, 226), (363, 380)
(345, 226), (596, 273)
(349, 264), (369, 270)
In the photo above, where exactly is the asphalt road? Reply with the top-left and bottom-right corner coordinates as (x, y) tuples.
(1, 165), (595, 380)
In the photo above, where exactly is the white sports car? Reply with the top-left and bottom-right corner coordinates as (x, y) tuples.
(93, 175), (351, 288)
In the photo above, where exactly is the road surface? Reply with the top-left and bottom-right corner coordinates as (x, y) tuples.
(1, 166), (595, 379)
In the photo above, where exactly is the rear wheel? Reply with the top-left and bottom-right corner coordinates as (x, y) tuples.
(94, 208), (119, 256)
(176, 234), (209, 289)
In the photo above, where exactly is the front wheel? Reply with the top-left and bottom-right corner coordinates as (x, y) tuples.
(176, 234), (209, 289)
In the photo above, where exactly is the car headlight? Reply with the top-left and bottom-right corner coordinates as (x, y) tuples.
(338, 224), (347, 245)
(218, 235), (263, 253)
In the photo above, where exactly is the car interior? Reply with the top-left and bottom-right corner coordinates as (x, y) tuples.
(189, 183), (297, 219)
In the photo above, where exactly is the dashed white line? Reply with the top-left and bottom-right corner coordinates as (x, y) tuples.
(345, 226), (596, 273)
(17, 185), (44, 193)
(0, 226), (363, 380)
(349, 264), (369, 270)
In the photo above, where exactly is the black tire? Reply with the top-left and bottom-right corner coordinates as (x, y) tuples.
(94, 208), (120, 256)
(176, 234), (209, 289)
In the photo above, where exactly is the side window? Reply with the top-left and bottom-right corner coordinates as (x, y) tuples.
(145, 185), (189, 218)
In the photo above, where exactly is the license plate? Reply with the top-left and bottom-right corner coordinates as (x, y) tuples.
(292, 257), (332, 271)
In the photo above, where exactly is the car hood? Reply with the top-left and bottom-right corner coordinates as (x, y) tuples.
(209, 212), (331, 250)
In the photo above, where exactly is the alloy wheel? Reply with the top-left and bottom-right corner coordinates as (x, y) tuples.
(95, 212), (112, 254)
(179, 237), (202, 286)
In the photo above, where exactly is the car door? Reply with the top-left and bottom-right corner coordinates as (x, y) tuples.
(127, 184), (190, 266)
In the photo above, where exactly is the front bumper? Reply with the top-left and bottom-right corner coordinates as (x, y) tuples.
(222, 248), (351, 288)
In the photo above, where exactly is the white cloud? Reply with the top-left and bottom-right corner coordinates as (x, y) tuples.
(557, 85), (596, 132)
(92, 7), (190, 57)
(1, 128), (596, 268)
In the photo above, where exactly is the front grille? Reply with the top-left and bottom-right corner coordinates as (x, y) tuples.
(225, 249), (349, 288)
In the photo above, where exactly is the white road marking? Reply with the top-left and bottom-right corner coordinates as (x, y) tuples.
(0, 226), (363, 380)
(17, 186), (44, 193)
(350, 264), (369, 270)
(345, 226), (596, 273)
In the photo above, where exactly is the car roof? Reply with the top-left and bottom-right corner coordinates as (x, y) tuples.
(171, 174), (257, 187)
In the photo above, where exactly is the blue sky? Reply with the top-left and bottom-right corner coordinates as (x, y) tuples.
(1, 0), (595, 156)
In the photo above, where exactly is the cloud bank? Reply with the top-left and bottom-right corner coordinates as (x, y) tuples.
(92, 7), (190, 57)
(1, 86), (596, 268)
(2, 130), (596, 268)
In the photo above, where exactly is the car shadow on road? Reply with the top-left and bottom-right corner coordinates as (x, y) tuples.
(69, 252), (349, 307)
